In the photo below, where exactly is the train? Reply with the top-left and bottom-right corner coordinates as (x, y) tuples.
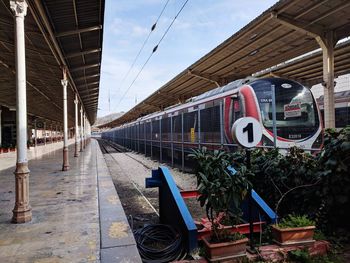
(102, 77), (323, 169)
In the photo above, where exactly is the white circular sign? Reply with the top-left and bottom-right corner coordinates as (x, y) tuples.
(231, 117), (262, 148)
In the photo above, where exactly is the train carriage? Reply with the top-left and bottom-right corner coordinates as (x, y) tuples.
(102, 77), (323, 168)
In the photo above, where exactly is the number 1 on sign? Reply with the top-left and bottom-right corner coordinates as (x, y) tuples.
(231, 117), (262, 148)
(243, 123), (253, 143)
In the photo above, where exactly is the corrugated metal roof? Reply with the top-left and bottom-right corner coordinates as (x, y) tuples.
(0, 0), (104, 126)
(102, 0), (350, 128)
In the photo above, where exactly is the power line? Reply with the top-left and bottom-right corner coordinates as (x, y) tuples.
(115, 0), (190, 109)
(116, 0), (171, 97)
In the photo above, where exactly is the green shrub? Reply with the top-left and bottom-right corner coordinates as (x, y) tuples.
(189, 147), (250, 242)
(278, 214), (315, 229)
(314, 126), (350, 232)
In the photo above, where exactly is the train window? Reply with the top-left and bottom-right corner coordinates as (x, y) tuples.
(253, 81), (318, 128)
(152, 120), (160, 141)
(146, 122), (151, 140)
(232, 97), (242, 123)
(183, 111), (198, 142)
(335, 107), (350, 128)
(161, 117), (170, 141)
(200, 102), (221, 143)
(172, 115), (182, 141)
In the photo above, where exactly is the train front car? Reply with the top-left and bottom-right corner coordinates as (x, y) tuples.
(241, 78), (323, 150)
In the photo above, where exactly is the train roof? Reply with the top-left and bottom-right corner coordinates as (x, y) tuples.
(191, 77), (256, 103)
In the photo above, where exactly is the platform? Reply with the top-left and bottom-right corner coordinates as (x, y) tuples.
(0, 139), (74, 171)
(0, 139), (141, 262)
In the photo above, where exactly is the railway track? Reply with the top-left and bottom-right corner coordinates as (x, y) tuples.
(97, 139), (159, 229)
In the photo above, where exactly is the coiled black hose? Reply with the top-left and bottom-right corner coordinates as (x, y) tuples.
(133, 224), (185, 263)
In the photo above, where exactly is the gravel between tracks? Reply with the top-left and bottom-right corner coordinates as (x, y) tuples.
(103, 149), (206, 229)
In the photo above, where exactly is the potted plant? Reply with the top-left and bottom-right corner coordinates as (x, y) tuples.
(271, 214), (316, 246)
(250, 147), (319, 246)
(2, 143), (9, 153)
(9, 143), (16, 152)
(190, 147), (250, 261)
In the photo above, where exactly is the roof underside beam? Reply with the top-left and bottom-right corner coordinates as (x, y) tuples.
(187, 69), (222, 87)
(55, 25), (102, 38)
(65, 48), (101, 58)
(70, 63), (100, 72)
(74, 74), (100, 82)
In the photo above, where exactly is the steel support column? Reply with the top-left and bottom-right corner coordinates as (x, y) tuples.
(181, 112), (184, 172)
(61, 68), (70, 171)
(272, 14), (337, 128)
(150, 120), (153, 158)
(10, 0), (32, 223)
(198, 108), (201, 148)
(0, 107), (2, 146)
(318, 31), (336, 128)
(34, 119), (37, 147)
(159, 118), (162, 163)
(74, 95), (79, 157)
(219, 101), (224, 147)
(80, 107), (83, 152)
(43, 121), (46, 145)
(55, 124), (58, 142)
(50, 124), (53, 143)
(83, 113), (86, 148)
(170, 115), (174, 167)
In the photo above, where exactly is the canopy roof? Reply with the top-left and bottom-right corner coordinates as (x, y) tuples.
(103, 0), (350, 128)
(0, 0), (104, 125)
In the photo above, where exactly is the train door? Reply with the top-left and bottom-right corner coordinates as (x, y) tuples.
(223, 93), (241, 144)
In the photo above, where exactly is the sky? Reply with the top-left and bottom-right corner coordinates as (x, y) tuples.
(97, 0), (277, 117)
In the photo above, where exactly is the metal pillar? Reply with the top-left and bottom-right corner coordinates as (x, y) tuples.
(61, 68), (69, 171)
(170, 115), (174, 167)
(43, 121), (46, 145)
(137, 123), (140, 152)
(80, 107), (83, 152)
(159, 118), (162, 163)
(144, 123), (146, 155)
(219, 101), (224, 147)
(271, 85), (277, 147)
(34, 119), (37, 147)
(198, 109), (201, 148)
(0, 106), (2, 146)
(181, 112), (184, 172)
(74, 95), (79, 157)
(10, 0), (32, 223)
(150, 120), (153, 158)
(318, 31), (335, 128)
(272, 15), (337, 128)
(83, 112), (86, 148)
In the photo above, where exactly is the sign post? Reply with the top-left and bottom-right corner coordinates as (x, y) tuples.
(232, 117), (262, 252)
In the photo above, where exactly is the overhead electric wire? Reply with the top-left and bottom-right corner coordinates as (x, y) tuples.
(114, 0), (171, 108)
(121, 0), (170, 84)
(115, 0), (190, 109)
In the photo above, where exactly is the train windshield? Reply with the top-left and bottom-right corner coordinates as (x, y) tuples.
(251, 78), (319, 139)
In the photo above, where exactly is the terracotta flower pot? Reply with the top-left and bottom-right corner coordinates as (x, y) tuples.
(203, 236), (248, 261)
(272, 225), (315, 246)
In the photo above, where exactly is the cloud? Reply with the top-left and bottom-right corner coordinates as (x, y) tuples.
(110, 18), (149, 38)
(98, 0), (278, 118)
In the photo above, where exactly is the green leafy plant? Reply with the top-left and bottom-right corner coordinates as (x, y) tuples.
(314, 126), (350, 232)
(189, 147), (250, 242)
(278, 215), (315, 229)
(288, 249), (311, 263)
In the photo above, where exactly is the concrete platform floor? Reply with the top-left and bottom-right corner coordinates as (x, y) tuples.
(0, 139), (141, 263)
